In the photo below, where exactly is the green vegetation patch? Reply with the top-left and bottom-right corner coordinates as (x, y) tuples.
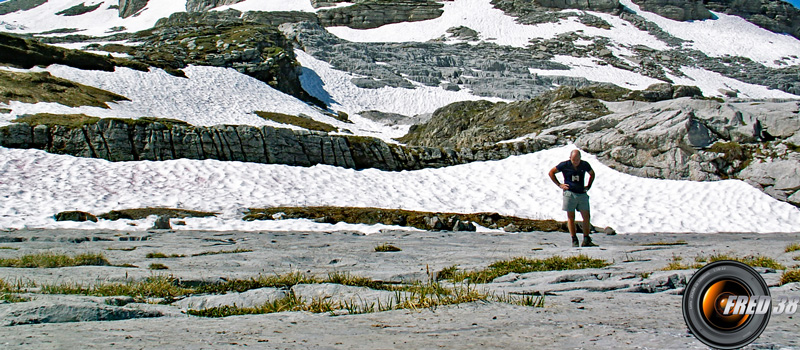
(98, 207), (217, 221)
(188, 281), (539, 318)
(244, 206), (565, 233)
(786, 243), (800, 253)
(374, 243), (402, 252)
(441, 254), (611, 284)
(40, 275), (191, 300)
(148, 263), (169, 270)
(0, 70), (128, 108)
(781, 270), (800, 285)
(663, 254), (785, 271)
(0, 246), (19, 250)
(0, 252), (110, 268)
(13, 113), (100, 128)
(254, 111), (337, 132)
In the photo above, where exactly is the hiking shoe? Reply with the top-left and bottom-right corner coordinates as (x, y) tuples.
(572, 237), (580, 247)
(581, 237), (599, 247)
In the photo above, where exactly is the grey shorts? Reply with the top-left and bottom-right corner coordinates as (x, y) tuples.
(562, 191), (590, 212)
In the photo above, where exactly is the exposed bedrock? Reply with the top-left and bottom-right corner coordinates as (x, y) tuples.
(0, 118), (557, 171)
(118, 0), (149, 18)
(630, 0), (712, 21)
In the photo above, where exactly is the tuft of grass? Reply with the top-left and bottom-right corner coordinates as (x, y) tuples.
(780, 270), (800, 285)
(436, 265), (459, 281)
(374, 243), (402, 252)
(192, 248), (252, 257)
(0, 246), (19, 250)
(443, 254), (610, 284)
(254, 111), (338, 132)
(641, 240), (687, 246)
(0, 252), (110, 268)
(661, 255), (702, 271)
(148, 263), (169, 270)
(40, 275), (190, 300)
(195, 272), (317, 294)
(146, 252), (185, 259)
(0, 278), (30, 302)
(188, 280), (544, 318)
(663, 254), (785, 271)
(785, 243), (800, 253)
(707, 254), (785, 270)
(793, 256), (800, 261)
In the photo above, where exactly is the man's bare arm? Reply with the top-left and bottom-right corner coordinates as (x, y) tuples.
(586, 169), (595, 191)
(549, 167), (570, 190)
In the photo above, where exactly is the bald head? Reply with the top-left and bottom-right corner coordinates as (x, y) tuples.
(570, 150), (581, 166)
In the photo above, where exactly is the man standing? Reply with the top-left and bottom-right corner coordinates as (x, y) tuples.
(548, 149), (597, 247)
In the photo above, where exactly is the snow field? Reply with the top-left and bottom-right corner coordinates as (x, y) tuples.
(1, 145), (797, 234)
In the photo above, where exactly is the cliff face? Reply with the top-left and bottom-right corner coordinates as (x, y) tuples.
(0, 118), (556, 171)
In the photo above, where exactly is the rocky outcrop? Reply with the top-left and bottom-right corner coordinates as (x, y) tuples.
(399, 84), (702, 149)
(537, 98), (800, 204)
(705, 0), (800, 40)
(0, 0), (47, 16)
(186, 0), (246, 12)
(281, 21), (584, 101)
(131, 17), (321, 106)
(155, 9), (320, 27)
(55, 211), (98, 222)
(535, 0), (620, 12)
(0, 118), (557, 171)
(316, 0), (444, 29)
(630, 0), (712, 21)
(119, 0), (148, 18)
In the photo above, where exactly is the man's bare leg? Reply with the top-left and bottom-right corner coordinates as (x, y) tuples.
(567, 211), (578, 246)
(579, 210), (591, 238)
(579, 209), (598, 247)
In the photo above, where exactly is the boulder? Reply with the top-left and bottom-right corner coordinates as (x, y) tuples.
(119, 0), (148, 18)
(0, 296), (161, 326)
(631, 0), (712, 21)
(151, 215), (172, 230)
(317, 0), (444, 29)
(173, 288), (287, 310)
(54, 211), (98, 223)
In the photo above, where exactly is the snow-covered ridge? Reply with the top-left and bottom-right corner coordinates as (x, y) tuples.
(1, 145), (798, 234)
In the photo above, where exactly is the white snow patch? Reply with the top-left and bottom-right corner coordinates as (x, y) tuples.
(295, 49), (505, 127)
(0, 0), (186, 36)
(1, 145), (798, 234)
(529, 55), (663, 89)
(668, 67), (800, 99)
(619, 0), (800, 67)
(327, 0), (668, 50)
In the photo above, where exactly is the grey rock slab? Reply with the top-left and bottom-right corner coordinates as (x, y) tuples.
(0, 295), (161, 326)
(173, 287), (287, 310)
(291, 283), (401, 306)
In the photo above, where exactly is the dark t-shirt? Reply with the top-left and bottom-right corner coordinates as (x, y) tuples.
(556, 160), (593, 193)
